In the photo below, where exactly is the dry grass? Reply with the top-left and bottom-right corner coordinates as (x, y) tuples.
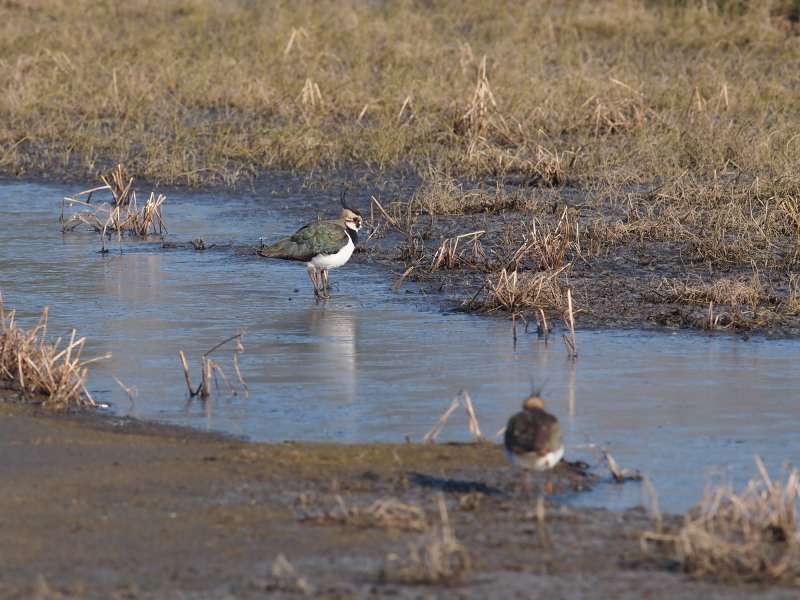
(61, 165), (167, 252)
(645, 270), (800, 330)
(429, 232), (487, 272)
(470, 266), (570, 314)
(380, 494), (471, 586)
(0, 293), (107, 409)
(652, 273), (771, 310)
(643, 456), (800, 585)
(1, 1), (799, 187)
(311, 496), (429, 532)
(609, 174), (800, 267)
(526, 208), (577, 270)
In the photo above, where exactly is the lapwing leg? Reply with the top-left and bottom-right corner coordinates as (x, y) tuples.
(308, 265), (323, 299)
(320, 269), (330, 298)
(544, 472), (553, 496)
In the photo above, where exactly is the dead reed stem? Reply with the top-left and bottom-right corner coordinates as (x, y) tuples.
(180, 330), (247, 399)
(422, 389), (483, 443)
(563, 288), (577, 358)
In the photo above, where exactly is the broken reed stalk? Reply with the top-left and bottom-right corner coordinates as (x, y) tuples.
(512, 313), (517, 342)
(422, 389), (483, 443)
(582, 434), (642, 482)
(389, 266), (415, 293)
(0, 292), (108, 409)
(562, 288), (577, 358)
(642, 475), (663, 535)
(269, 553), (314, 595)
(536, 495), (551, 549)
(538, 308), (549, 340)
(180, 330), (247, 399)
(372, 195), (415, 242)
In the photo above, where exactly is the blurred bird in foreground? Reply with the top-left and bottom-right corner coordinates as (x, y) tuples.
(504, 393), (564, 495)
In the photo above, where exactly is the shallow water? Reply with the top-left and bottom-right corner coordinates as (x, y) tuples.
(2, 179), (799, 514)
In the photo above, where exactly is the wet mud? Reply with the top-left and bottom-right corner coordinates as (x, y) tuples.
(1, 399), (795, 600)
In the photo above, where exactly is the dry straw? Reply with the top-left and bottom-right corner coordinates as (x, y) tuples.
(314, 496), (429, 532)
(643, 456), (800, 585)
(472, 265), (568, 314)
(61, 165), (167, 252)
(422, 389), (483, 443)
(380, 494), (471, 585)
(0, 292), (107, 409)
(429, 231), (486, 272)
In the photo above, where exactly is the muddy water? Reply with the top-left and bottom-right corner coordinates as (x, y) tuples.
(2, 179), (799, 513)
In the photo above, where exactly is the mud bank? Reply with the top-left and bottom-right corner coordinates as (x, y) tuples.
(1, 400), (795, 600)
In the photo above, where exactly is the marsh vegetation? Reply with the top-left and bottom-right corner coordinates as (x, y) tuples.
(3, 0), (800, 332)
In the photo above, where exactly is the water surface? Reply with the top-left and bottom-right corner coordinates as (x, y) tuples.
(2, 179), (798, 513)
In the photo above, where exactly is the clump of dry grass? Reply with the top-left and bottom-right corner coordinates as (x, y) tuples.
(525, 208), (577, 270)
(312, 496), (429, 532)
(61, 165), (167, 252)
(643, 456), (800, 585)
(470, 266), (569, 314)
(646, 271), (793, 330)
(380, 494), (471, 586)
(652, 273), (770, 311)
(619, 174), (799, 267)
(429, 232), (487, 272)
(0, 293), (106, 409)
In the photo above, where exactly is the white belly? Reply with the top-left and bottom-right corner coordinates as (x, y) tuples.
(505, 445), (564, 471)
(307, 238), (355, 270)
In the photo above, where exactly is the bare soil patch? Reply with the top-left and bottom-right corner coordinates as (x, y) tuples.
(1, 399), (797, 599)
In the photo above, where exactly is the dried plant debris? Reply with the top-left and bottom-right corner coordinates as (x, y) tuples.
(0, 293), (107, 409)
(380, 495), (471, 586)
(179, 330), (247, 399)
(422, 389), (483, 444)
(469, 266), (569, 314)
(249, 554), (314, 595)
(61, 165), (167, 251)
(304, 495), (429, 532)
(643, 456), (800, 585)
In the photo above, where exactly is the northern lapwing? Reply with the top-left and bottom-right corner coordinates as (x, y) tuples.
(259, 190), (364, 299)
(504, 393), (564, 495)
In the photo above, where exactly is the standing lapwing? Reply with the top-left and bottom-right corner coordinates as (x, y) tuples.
(504, 393), (564, 495)
(259, 190), (364, 299)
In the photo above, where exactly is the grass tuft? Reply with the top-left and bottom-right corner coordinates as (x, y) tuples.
(380, 494), (471, 586)
(61, 165), (167, 252)
(0, 293), (107, 409)
(643, 456), (800, 585)
(470, 266), (569, 314)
